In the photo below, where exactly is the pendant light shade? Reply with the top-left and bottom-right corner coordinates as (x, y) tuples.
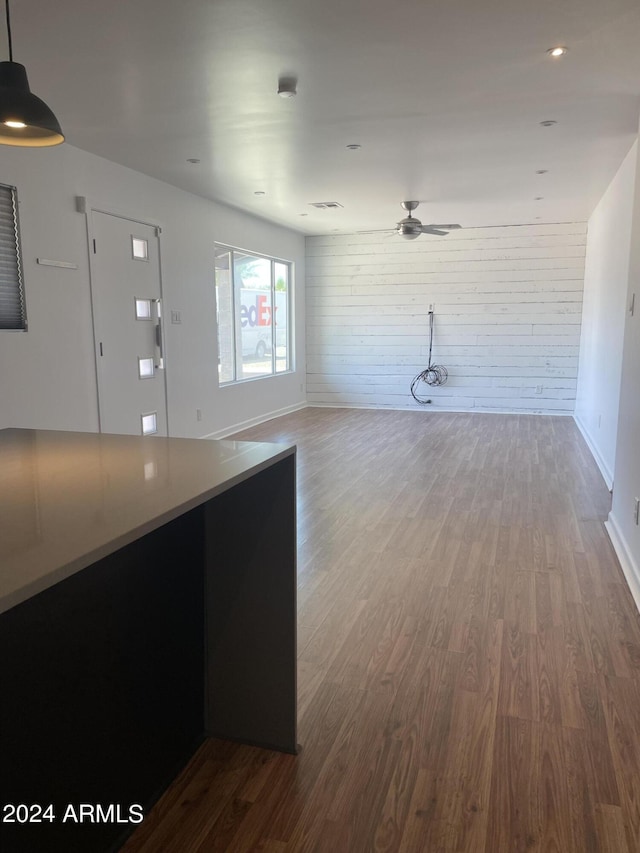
(0, 0), (64, 147)
(0, 61), (64, 146)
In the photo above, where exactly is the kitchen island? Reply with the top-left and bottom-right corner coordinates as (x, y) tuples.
(0, 428), (297, 853)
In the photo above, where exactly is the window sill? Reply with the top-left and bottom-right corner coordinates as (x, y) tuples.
(219, 369), (294, 388)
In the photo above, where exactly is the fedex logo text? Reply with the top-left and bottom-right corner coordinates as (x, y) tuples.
(240, 295), (277, 328)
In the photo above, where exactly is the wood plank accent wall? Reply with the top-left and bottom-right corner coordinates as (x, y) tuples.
(305, 223), (587, 413)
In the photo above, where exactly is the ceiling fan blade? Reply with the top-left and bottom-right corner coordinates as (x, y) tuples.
(421, 227), (449, 236)
(427, 224), (462, 230)
(355, 228), (395, 234)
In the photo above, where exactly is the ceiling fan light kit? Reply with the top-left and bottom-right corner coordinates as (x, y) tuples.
(0, 0), (64, 147)
(397, 218), (422, 240)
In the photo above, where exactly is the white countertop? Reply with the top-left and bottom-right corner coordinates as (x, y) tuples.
(0, 428), (295, 615)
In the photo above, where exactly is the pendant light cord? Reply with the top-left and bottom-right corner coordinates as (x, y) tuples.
(5, 0), (13, 61)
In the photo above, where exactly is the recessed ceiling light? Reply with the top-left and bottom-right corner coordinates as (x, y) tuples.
(254, 191), (266, 196)
(346, 144), (361, 150)
(540, 120), (557, 127)
(547, 46), (568, 58)
(186, 158), (200, 164)
(536, 169), (548, 174)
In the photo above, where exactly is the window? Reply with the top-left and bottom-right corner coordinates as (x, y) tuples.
(131, 236), (149, 260)
(135, 298), (152, 319)
(0, 184), (26, 330)
(215, 245), (291, 383)
(141, 412), (158, 435)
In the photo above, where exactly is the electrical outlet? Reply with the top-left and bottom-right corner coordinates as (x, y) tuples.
(171, 310), (182, 324)
(196, 409), (202, 422)
(635, 497), (640, 526)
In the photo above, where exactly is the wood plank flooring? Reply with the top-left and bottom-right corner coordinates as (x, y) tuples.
(121, 408), (640, 852)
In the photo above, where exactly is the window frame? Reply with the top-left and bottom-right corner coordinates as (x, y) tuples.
(0, 182), (27, 332)
(215, 244), (293, 385)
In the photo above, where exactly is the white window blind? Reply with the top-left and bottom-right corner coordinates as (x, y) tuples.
(0, 184), (26, 330)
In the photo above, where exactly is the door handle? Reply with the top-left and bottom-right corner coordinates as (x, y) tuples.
(152, 299), (164, 369)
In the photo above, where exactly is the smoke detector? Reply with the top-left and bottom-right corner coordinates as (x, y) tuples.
(278, 77), (297, 98)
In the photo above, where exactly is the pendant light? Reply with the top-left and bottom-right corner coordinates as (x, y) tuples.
(0, 0), (64, 146)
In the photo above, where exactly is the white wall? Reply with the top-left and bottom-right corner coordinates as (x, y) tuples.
(606, 133), (640, 608)
(574, 143), (637, 488)
(306, 224), (586, 413)
(0, 144), (306, 438)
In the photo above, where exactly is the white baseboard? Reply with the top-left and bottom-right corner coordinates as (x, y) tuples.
(605, 513), (640, 614)
(202, 402), (308, 440)
(306, 401), (574, 417)
(573, 414), (614, 490)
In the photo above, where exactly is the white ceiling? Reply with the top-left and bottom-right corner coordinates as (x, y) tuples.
(9, 0), (640, 235)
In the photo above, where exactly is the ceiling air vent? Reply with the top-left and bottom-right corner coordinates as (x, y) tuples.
(308, 201), (344, 210)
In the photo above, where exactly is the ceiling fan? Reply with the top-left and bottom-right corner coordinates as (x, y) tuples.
(395, 201), (462, 239)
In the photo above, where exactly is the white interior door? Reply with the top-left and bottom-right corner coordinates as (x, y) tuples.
(89, 211), (168, 436)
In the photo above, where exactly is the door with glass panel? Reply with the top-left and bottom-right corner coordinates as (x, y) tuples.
(89, 211), (168, 436)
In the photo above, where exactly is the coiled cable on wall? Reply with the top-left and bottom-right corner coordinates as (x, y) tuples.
(411, 310), (448, 403)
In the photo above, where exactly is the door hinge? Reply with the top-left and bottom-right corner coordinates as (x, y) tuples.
(99, 342), (103, 356)
(93, 238), (97, 254)
(155, 226), (162, 237)
(630, 293), (636, 317)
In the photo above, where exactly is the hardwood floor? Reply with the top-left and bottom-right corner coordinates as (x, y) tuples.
(122, 408), (640, 852)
